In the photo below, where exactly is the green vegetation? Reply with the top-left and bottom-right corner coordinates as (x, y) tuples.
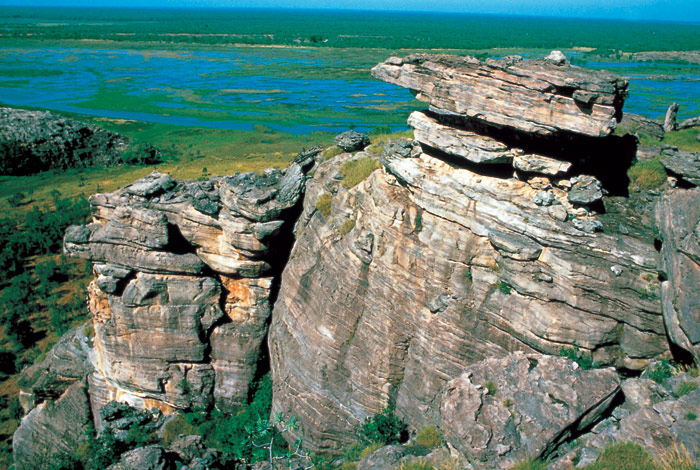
(686, 411), (697, 421)
(497, 281), (512, 295)
(647, 360), (674, 384)
(322, 146), (344, 161)
(340, 157), (381, 188)
(585, 442), (658, 470)
(315, 192), (332, 218)
(4, 8), (700, 52)
(398, 460), (435, 470)
(484, 380), (498, 395)
(675, 381), (698, 397)
(414, 425), (443, 449)
(339, 218), (356, 236)
(559, 346), (598, 370)
(359, 407), (409, 446)
(511, 459), (547, 470)
(627, 157), (667, 191)
(358, 442), (384, 460)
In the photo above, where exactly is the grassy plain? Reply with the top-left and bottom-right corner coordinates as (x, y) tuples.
(1, 6), (700, 469)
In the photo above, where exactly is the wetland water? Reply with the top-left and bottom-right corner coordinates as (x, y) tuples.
(1, 46), (699, 133)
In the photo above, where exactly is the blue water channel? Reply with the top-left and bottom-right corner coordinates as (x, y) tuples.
(0, 47), (698, 133)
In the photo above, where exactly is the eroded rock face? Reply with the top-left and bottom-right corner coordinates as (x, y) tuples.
(60, 151), (317, 417)
(0, 107), (148, 175)
(269, 144), (665, 452)
(656, 188), (700, 363)
(13, 382), (92, 470)
(439, 353), (620, 469)
(371, 54), (627, 137)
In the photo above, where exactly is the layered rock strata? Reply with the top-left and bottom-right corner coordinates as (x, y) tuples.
(371, 54), (628, 137)
(60, 150), (316, 417)
(269, 53), (668, 454)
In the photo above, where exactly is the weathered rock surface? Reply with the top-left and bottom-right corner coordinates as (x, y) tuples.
(678, 115), (700, 130)
(559, 368), (700, 467)
(17, 323), (93, 414)
(371, 53), (628, 137)
(664, 102), (679, 132)
(660, 148), (700, 186)
(60, 151), (317, 416)
(439, 353), (620, 469)
(0, 107), (155, 175)
(13, 382), (92, 470)
(334, 130), (370, 152)
(269, 145), (665, 453)
(618, 113), (665, 140)
(656, 188), (700, 362)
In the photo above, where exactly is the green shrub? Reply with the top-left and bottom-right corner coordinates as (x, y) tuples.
(415, 425), (443, 449)
(322, 146), (344, 161)
(484, 380), (498, 395)
(340, 218), (356, 236)
(585, 442), (658, 470)
(359, 408), (408, 446)
(342, 442), (366, 462)
(511, 459), (547, 470)
(647, 360), (674, 384)
(497, 281), (512, 294)
(627, 157), (666, 191)
(676, 381), (698, 397)
(315, 192), (332, 218)
(685, 411), (697, 421)
(340, 157), (380, 188)
(559, 346), (597, 370)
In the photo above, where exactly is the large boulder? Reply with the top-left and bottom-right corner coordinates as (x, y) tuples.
(371, 53), (628, 137)
(439, 353), (621, 469)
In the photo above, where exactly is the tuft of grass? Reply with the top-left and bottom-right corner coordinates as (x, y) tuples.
(675, 380), (698, 397)
(685, 411), (697, 421)
(358, 442), (383, 460)
(627, 157), (667, 191)
(647, 360), (674, 384)
(340, 157), (381, 188)
(559, 346), (597, 370)
(656, 442), (696, 470)
(398, 460), (435, 470)
(484, 380), (498, 395)
(338, 463), (358, 470)
(664, 128), (700, 153)
(339, 218), (356, 236)
(511, 459), (547, 470)
(585, 442), (658, 470)
(322, 145), (344, 161)
(315, 192), (332, 218)
(415, 425), (443, 449)
(497, 281), (512, 295)
(342, 442), (365, 462)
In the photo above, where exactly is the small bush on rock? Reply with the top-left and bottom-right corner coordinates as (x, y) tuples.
(627, 157), (666, 191)
(315, 192), (332, 218)
(415, 425), (443, 449)
(647, 360), (674, 384)
(676, 380), (698, 397)
(359, 408), (408, 446)
(559, 346), (597, 370)
(585, 442), (657, 470)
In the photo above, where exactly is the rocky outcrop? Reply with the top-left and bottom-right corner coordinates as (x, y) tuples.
(660, 148), (700, 187)
(0, 107), (155, 175)
(618, 113), (665, 140)
(678, 115), (700, 130)
(13, 382), (92, 470)
(60, 150), (317, 417)
(664, 102), (679, 132)
(334, 130), (370, 152)
(439, 353), (620, 469)
(371, 54), (627, 137)
(656, 188), (700, 363)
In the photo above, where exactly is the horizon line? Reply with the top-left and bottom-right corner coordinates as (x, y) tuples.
(3, 4), (700, 26)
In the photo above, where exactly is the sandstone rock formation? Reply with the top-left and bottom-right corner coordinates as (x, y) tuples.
(61, 152), (316, 416)
(664, 102), (679, 132)
(371, 54), (628, 137)
(439, 353), (620, 469)
(656, 188), (700, 363)
(0, 107), (155, 175)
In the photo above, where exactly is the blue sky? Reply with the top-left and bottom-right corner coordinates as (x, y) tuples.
(4, 0), (700, 23)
